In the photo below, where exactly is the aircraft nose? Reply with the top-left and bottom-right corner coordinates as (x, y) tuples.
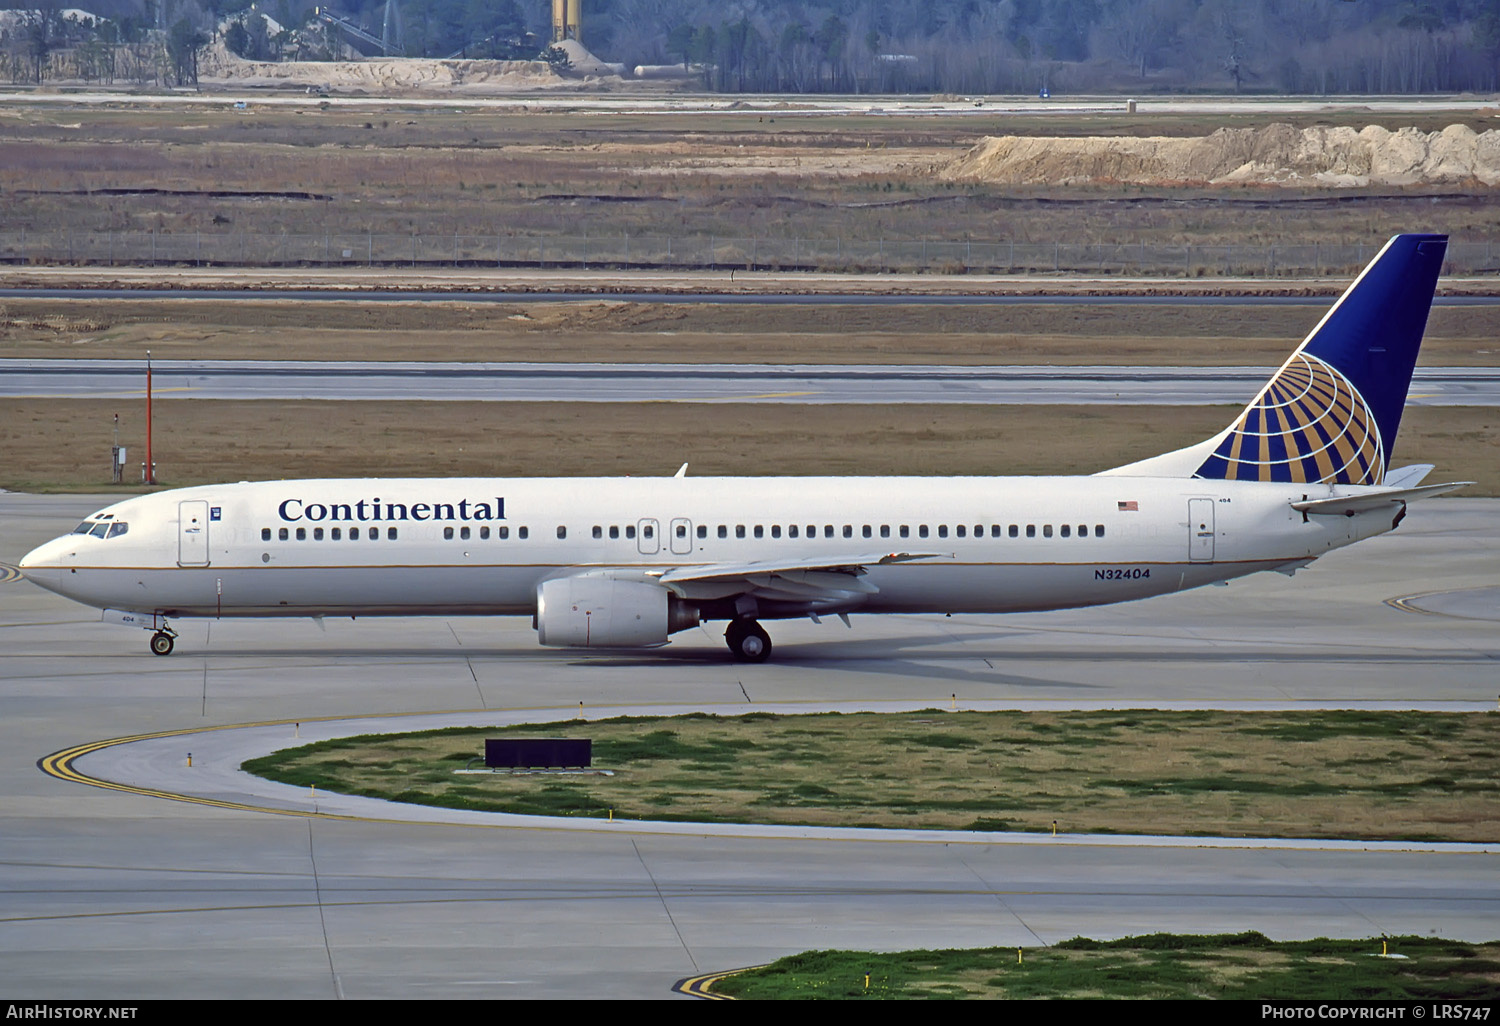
(18, 536), (72, 580)
(18, 544), (42, 573)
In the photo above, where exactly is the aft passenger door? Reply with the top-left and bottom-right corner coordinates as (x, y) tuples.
(178, 500), (210, 567)
(1188, 498), (1215, 562)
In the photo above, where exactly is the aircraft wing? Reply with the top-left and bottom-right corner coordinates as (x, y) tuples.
(1290, 481), (1471, 517)
(653, 551), (948, 604)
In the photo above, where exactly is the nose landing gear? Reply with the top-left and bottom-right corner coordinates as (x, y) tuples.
(724, 619), (772, 662)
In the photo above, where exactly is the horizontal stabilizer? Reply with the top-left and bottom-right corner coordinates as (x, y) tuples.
(1290, 482), (1471, 517)
(1382, 464), (1435, 489)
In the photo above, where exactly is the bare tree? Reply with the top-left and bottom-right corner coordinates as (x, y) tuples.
(24, 2), (62, 83)
(166, 1), (212, 88)
(1093, 0), (1182, 79)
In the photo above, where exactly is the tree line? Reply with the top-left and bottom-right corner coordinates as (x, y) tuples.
(3, 0), (1498, 92)
(610, 0), (1500, 94)
(1, 1), (208, 86)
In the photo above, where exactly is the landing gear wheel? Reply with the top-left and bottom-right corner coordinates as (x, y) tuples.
(725, 619), (772, 663)
(149, 631), (175, 656)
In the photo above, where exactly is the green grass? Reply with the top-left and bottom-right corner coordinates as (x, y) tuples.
(710, 934), (1500, 999)
(241, 710), (1500, 842)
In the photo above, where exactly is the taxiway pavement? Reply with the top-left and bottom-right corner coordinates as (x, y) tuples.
(2, 493), (1497, 998)
(4, 359), (1498, 406)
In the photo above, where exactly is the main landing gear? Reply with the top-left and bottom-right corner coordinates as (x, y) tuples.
(724, 619), (772, 662)
(149, 623), (178, 656)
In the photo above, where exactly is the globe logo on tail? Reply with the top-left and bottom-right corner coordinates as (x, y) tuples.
(1195, 352), (1384, 485)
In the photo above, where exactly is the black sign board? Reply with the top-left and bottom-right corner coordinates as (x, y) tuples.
(485, 738), (592, 769)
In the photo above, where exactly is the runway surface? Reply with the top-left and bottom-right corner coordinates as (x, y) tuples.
(5, 359), (1498, 405)
(3, 284), (1497, 303)
(2, 492), (1497, 999)
(5, 92), (1497, 117)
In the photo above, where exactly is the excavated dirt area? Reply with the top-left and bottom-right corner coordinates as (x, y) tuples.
(197, 37), (617, 93)
(203, 55), (570, 93)
(5, 102), (1498, 244)
(945, 123), (1500, 187)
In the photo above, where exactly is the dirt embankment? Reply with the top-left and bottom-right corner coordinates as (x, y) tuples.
(197, 39), (598, 93)
(201, 55), (565, 93)
(943, 123), (1500, 187)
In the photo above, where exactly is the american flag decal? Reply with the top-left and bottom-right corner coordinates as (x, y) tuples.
(1117, 501), (1139, 511)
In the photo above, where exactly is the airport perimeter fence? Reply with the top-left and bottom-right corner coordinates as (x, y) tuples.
(2, 231), (1498, 278)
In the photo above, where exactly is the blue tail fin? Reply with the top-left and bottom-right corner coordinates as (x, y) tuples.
(1104, 233), (1447, 484)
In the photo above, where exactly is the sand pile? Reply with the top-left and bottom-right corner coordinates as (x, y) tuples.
(200, 44), (571, 93)
(943, 124), (1500, 187)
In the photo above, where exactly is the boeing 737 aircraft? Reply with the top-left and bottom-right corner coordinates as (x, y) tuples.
(19, 234), (1467, 661)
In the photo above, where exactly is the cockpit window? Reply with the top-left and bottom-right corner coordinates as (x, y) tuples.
(74, 519), (128, 538)
(74, 511), (117, 535)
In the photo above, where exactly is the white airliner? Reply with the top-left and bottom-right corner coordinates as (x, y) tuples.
(19, 234), (1467, 661)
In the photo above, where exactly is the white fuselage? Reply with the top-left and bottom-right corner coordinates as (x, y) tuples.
(19, 474), (1393, 625)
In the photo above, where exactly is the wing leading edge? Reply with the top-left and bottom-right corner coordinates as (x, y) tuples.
(654, 550), (948, 606)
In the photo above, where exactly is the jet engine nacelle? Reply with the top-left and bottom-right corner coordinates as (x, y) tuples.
(535, 575), (699, 648)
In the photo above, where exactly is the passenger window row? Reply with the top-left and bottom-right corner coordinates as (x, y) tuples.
(259, 522), (1107, 544)
(443, 526), (530, 540)
(587, 523), (1107, 541)
(261, 525), (535, 542)
(263, 526), (400, 541)
(591, 525), (647, 540)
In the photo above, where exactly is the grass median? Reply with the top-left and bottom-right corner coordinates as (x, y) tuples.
(706, 934), (1500, 999)
(242, 710), (1500, 843)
